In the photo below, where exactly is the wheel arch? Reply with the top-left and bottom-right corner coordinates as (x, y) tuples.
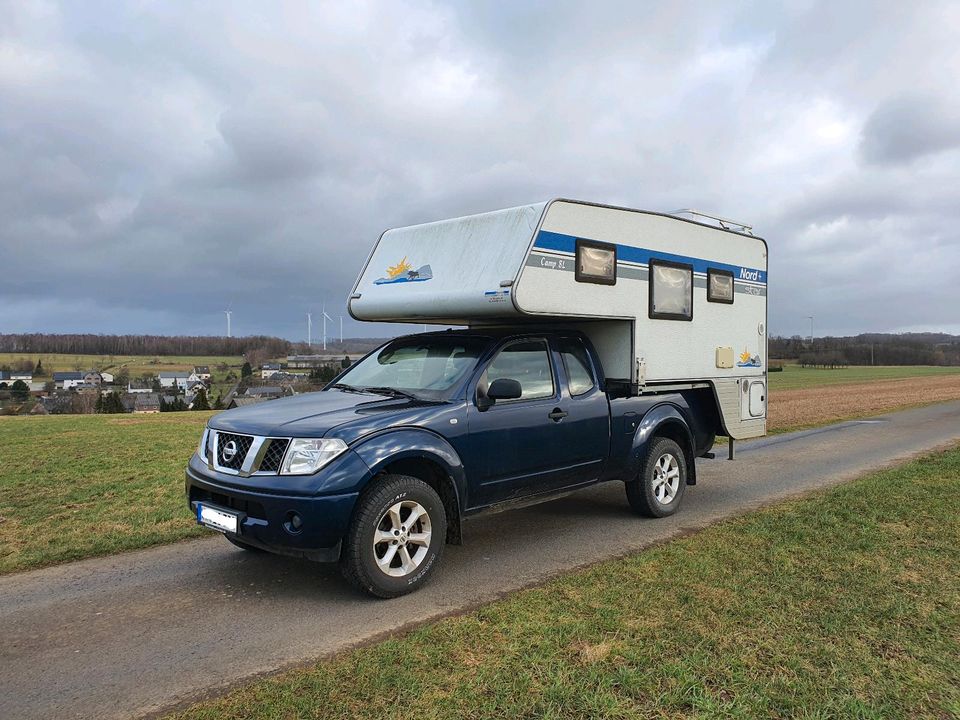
(351, 428), (465, 545)
(628, 403), (698, 485)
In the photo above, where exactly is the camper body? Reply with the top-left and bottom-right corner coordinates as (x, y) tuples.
(186, 200), (768, 598)
(351, 199), (768, 440)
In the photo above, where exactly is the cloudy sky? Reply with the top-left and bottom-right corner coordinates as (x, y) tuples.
(2, 0), (959, 340)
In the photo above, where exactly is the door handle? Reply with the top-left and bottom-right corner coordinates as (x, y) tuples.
(548, 408), (568, 422)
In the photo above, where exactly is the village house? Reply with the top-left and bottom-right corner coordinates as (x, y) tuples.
(246, 385), (285, 399)
(261, 363), (282, 379)
(11, 370), (33, 382)
(157, 371), (190, 390)
(191, 366), (211, 381)
(127, 381), (153, 394)
(53, 371), (85, 389)
(134, 393), (161, 414)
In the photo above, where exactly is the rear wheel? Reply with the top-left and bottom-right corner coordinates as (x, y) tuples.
(626, 436), (688, 518)
(340, 474), (446, 598)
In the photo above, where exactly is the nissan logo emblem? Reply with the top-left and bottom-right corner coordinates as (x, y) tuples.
(222, 440), (239, 462)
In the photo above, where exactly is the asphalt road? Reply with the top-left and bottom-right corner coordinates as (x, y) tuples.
(3, 401), (960, 720)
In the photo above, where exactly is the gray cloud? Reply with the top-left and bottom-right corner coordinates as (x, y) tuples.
(1, 0), (959, 340)
(859, 94), (960, 166)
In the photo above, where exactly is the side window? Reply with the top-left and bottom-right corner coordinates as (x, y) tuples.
(558, 338), (596, 396)
(575, 239), (617, 285)
(707, 268), (734, 304)
(649, 260), (693, 321)
(482, 339), (555, 401)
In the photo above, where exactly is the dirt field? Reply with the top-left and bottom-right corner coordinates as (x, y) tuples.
(769, 374), (960, 432)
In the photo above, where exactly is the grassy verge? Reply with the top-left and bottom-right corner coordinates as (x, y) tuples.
(170, 445), (960, 720)
(0, 413), (213, 573)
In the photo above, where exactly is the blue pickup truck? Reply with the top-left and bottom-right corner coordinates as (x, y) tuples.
(187, 329), (717, 597)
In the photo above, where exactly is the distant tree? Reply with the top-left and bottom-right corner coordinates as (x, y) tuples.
(15, 358), (34, 373)
(105, 392), (127, 413)
(44, 380), (56, 393)
(241, 361), (253, 379)
(95, 393), (105, 413)
(159, 396), (168, 412)
(152, 377), (162, 393)
(11, 379), (29, 402)
(192, 388), (210, 411)
(341, 355), (351, 369)
(34, 359), (45, 376)
(115, 367), (130, 386)
(213, 392), (224, 410)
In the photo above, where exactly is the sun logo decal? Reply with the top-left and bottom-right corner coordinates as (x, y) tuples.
(386, 257), (413, 279)
(737, 348), (762, 368)
(374, 257), (434, 285)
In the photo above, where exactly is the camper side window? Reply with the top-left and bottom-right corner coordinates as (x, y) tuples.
(649, 260), (693, 321)
(707, 268), (735, 304)
(575, 239), (617, 285)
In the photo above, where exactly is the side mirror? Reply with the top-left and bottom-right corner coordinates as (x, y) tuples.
(488, 378), (522, 401)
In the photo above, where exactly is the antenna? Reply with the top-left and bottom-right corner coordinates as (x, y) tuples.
(322, 303), (333, 351)
(307, 313), (313, 347)
(224, 309), (232, 338)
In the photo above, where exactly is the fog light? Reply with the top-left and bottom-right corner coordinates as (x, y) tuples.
(283, 511), (303, 535)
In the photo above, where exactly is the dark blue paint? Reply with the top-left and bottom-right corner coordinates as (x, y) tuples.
(185, 329), (716, 561)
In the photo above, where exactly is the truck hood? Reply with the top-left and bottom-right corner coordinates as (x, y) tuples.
(208, 389), (445, 440)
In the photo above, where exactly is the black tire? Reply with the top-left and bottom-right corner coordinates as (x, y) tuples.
(340, 474), (447, 598)
(226, 535), (266, 553)
(626, 436), (688, 518)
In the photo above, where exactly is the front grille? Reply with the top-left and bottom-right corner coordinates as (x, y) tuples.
(258, 439), (289, 473)
(216, 432), (253, 470)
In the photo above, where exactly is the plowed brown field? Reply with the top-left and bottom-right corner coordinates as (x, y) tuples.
(768, 374), (960, 432)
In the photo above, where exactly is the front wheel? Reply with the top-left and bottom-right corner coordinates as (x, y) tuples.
(626, 436), (688, 518)
(340, 474), (446, 598)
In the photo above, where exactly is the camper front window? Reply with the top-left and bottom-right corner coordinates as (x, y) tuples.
(649, 260), (693, 320)
(575, 239), (617, 285)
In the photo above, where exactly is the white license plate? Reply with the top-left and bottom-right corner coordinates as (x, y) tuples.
(197, 504), (238, 534)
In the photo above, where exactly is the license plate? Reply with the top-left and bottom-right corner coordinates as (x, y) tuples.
(197, 504), (238, 534)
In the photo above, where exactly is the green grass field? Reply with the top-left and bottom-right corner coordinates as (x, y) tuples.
(1, 363), (959, 575)
(768, 363), (960, 391)
(170, 445), (960, 720)
(0, 413), (213, 573)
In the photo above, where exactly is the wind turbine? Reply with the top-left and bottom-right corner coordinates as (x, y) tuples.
(340, 316), (343, 344)
(322, 304), (333, 351)
(224, 309), (232, 338)
(307, 312), (313, 347)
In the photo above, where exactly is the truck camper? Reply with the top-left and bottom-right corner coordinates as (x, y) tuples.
(187, 199), (768, 597)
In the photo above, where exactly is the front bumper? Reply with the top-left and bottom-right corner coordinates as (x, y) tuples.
(185, 455), (362, 562)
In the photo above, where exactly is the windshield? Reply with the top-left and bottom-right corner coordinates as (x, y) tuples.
(331, 335), (488, 401)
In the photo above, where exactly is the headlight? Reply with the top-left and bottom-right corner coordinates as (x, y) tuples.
(280, 438), (348, 475)
(197, 428), (209, 460)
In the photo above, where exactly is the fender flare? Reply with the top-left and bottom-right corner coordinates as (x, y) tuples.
(350, 427), (467, 541)
(627, 403), (697, 484)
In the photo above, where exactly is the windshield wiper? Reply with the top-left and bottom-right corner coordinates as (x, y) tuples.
(329, 383), (366, 394)
(361, 386), (422, 401)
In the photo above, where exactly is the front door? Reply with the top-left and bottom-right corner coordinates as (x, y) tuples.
(463, 337), (603, 507)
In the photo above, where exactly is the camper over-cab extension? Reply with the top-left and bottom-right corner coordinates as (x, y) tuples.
(186, 200), (768, 597)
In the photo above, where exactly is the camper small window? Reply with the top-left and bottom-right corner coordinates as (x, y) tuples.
(575, 239), (617, 285)
(649, 260), (693, 321)
(707, 268), (735, 304)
